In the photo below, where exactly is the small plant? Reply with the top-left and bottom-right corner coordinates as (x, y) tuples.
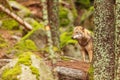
(88, 65), (94, 80)
(2, 18), (19, 30)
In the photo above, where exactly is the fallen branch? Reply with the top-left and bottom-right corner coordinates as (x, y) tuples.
(0, 4), (32, 31)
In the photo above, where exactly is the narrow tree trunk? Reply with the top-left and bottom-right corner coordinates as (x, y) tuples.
(47, 0), (60, 48)
(93, 0), (115, 79)
(41, 0), (55, 61)
(115, 0), (120, 79)
(41, 0), (48, 26)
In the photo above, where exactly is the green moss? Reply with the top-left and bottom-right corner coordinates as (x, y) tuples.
(17, 52), (32, 66)
(2, 18), (19, 30)
(88, 65), (94, 80)
(30, 66), (40, 80)
(22, 23), (44, 40)
(59, 7), (71, 26)
(7, 39), (38, 55)
(60, 56), (72, 61)
(0, 12), (7, 19)
(2, 65), (21, 80)
(59, 7), (68, 18)
(25, 18), (44, 29)
(15, 39), (38, 51)
(24, 40), (37, 50)
(0, 35), (7, 49)
(60, 31), (77, 48)
(80, 6), (94, 23)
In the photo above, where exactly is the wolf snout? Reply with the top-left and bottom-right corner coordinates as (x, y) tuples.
(72, 36), (77, 39)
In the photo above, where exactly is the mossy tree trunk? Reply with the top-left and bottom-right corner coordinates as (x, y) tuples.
(47, 0), (60, 48)
(93, 0), (115, 80)
(115, 0), (120, 79)
(41, 0), (55, 60)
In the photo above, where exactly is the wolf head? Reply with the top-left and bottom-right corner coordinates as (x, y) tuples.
(72, 26), (85, 40)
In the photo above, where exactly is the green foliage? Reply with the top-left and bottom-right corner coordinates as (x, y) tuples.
(30, 66), (40, 79)
(0, 35), (7, 49)
(0, 12), (7, 19)
(59, 7), (71, 26)
(60, 56), (72, 61)
(15, 39), (38, 51)
(2, 18), (19, 30)
(60, 32), (77, 48)
(59, 7), (68, 18)
(2, 65), (21, 80)
(88, 65), (94, 80)
(80, 6), (94, 23)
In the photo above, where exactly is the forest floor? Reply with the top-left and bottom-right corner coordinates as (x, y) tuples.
(0, 29), (18, 58)
(0, 29), (90, 80)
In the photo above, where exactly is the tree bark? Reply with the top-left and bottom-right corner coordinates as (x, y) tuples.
(47, 0), (60, 48)
(41, 0), (55, 61)
(115, 0), (120, 79)
(93, 0), (115, 80)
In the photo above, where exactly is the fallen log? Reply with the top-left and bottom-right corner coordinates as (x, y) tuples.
(55, 66), (89, 80)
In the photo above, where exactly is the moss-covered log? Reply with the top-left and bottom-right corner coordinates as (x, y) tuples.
(93, 0), (115, 79)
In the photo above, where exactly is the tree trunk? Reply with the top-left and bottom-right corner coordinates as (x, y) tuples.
(47, 0), (60, 48)
(115, 0), (120, 79)
(41, 0), (55, 61)
(41, 0), (48, 26)
(93, 0), (115, 80)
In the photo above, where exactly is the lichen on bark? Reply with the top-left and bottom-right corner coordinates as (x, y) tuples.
(47, 0), (60, 48)
(93, 0), (115, 80)
(115, 0), (120, 80)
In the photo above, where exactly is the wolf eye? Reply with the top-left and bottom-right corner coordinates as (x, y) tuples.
(76, 32), (79, 33)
